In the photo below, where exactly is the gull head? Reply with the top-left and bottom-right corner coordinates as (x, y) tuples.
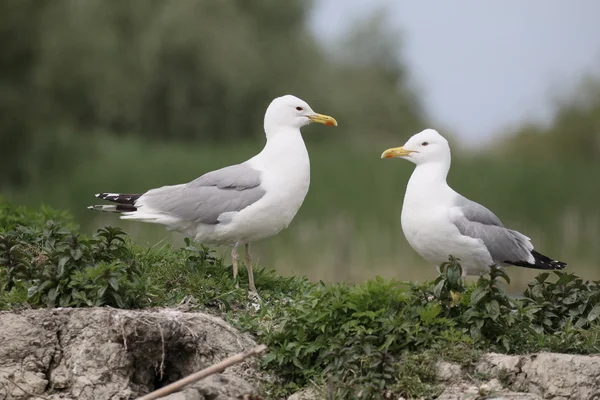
(381, 129), (450, 165)
(264, 95), (337, 136)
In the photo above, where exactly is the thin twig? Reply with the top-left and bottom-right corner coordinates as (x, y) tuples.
(137, 344), (267, 400)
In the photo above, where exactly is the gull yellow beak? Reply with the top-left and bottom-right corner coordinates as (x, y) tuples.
(308, 113), (338, 127)
(381, 147), (414, 159)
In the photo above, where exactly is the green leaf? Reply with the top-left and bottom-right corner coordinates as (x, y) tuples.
(470, 286), (487, 306)
(433, 280), (445, 299)
(470, 325), (481, 341)
(486, 300), (500, 321)
(587, 305), (600, 322)
(495, 268), (511, 284)
(292, 357), (303, 369)
(27, 285), (39, 298)
(379, 335), (396, 351)
(535, 272), (550, 283)
(47, 287), (59, 306)
(71, 248), (83, 261)
(447, 264), (462, 285)
(418, 304), (441, 324)
(574, 317), (588, 329)
(108, 277), (119, 291)
(562, 292), (578, 305)
(501, 336), (511, 352)
(112, 293), (125, 308)
(261, 352), (276, 364)
(57, 256), (69, 278)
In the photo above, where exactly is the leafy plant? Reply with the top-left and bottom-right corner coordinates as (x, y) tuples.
(522, 271), (600, 331)
(2, 200), (600, 399)
(460, 266), (516, 350)
(0, 201), (157, 308)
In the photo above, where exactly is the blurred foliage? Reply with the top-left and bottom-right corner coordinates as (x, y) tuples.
(498, 75), (600, 160)
(2, 0), (600, 297)
(0, 0), (423, 187)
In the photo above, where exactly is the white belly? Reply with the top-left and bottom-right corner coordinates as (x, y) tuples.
(194, 159), (310, 245)
(401, 207), (493, 276)
(213, 185), (309, 243)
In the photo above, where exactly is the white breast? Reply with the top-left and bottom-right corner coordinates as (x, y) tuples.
(401, 176), (493, 275)
(206, 130), (311, 244)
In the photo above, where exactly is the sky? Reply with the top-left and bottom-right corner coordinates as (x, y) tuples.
(310, 0), (600, 145)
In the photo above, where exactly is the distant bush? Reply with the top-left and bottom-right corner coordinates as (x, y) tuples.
(1, 201), (599, 399)
(498, 74), (600, 161)
(0, 0), (423, 187)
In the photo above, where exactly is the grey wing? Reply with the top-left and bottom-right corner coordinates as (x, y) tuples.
(190, 163), (262, 190)
(450, 195), (533, 264)
(140, 163), (266, 224)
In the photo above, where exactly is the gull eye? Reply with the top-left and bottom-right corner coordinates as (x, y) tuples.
(296, 106), (303, 111)
(421, 142), (429, 146)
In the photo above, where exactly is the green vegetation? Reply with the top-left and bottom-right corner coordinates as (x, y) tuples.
(498, 75), (600, 161)
(3, 0), (600, 291)
(2, 202), (599, 399)
(0, 0), (422, 187)
(5, 134), (600, 290)
(2, 2), (600, 396)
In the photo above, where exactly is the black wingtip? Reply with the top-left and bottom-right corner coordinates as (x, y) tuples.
(94, 192), (141, 205)
(507, 250), (567, 270)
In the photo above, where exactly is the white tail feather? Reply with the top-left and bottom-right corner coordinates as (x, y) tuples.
(87, 205), (120, 213)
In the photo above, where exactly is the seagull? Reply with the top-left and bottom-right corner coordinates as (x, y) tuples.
(381, 129), (566, 278)
(88, 95), (338, 292)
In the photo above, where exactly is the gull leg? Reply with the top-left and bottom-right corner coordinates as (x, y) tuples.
(245, 243), (257, 292)
(232, 241), (240, 289)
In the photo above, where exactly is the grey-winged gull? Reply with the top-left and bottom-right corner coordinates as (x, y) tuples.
(381, 128), (566, 278)
(88, 94), (338, 292)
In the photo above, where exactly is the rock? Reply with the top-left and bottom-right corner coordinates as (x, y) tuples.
(473, 352), (600, 399)
(156, 374), (254, 400)
(159, 389), (201, 400)
(477, 353), (522, 376)
(287, 386), (321, 400)
(0, 308), (265, 400)
(479, 378), (503, 394)
(439, 352), (600, 400)
(439, 383), (543, 400)
(436, 361), (462, 382)
(0, 313), (58, 399)
(519, 352), (600, 399)
(1, 308), (600, 400)
(189, 374), (255, 399)
(437, 383), (481, 400)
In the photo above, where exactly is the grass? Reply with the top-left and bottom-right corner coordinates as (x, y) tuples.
(1, 201), (600, 399)
(4, 133), (600, 292)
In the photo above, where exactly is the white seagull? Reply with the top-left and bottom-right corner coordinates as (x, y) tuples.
(381, 129), (566, 278)
(88, 95), (338, 292)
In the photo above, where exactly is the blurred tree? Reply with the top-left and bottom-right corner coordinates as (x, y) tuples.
(0, 0), (424, 188)
(0, 0), (50, 185)
(498, 75), (600, 160)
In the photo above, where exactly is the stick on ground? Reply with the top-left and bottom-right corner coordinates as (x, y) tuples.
(137, 344), (268, 400)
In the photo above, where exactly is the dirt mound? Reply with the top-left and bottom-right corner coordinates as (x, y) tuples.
(2, 307), (599, 400)
(0, 308), (263, 400)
